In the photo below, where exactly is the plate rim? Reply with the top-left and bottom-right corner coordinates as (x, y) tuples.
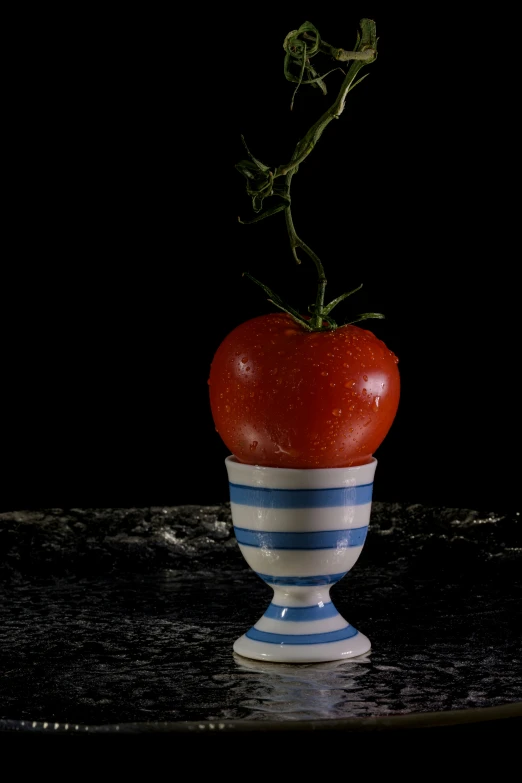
(2, 700), (522, 733)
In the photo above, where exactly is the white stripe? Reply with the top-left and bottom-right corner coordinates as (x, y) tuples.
(254, 615), (348, 635)
(231, 502), (372, 532)
(270, 585), (332, 607)
(234, 632), (371, 662)
(238, 544), (363, 576)
(226, 456), (377, 489)
(270, 588), (332, 606)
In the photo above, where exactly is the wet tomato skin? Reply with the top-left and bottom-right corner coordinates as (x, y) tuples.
(209, 313), (400, 469)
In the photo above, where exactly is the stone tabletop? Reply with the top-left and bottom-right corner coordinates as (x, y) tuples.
(0, 503), (521, 732)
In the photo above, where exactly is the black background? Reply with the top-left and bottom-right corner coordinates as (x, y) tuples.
(1, 5), (518, 512)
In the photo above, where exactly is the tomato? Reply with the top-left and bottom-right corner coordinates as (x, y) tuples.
(209, 312), (400, 469)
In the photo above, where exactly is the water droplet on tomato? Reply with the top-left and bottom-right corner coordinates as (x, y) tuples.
(225, 405), (231, 413)
(250, 391), (255, 397)
(343, 363), (350, 368)
(362, 388), (367, 396)
(321, 371), (328, 377)
(332, 409), (342, 417)
(372, 396), (381, 412)
(250, 441), (258, 451)
(344, 379), (356, 388)
(363, 374), (368, 382)
(241, 357), (248, 364)
(219, 393), (224, 399)
(330, 382), (336, 387)
(246, 366), (251, 372)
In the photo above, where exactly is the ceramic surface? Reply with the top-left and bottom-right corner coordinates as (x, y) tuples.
(225, 456), (377, 662)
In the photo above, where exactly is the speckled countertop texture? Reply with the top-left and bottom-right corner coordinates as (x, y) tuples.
(0, 503), (520, 729)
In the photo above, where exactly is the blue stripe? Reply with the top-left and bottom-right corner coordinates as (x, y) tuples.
(264, 602), (338, 621)
(235, 526), (368, 550)
(229, 483), (373, 509)
(246, 626), (358, 645)
(256, 572), (347, 586)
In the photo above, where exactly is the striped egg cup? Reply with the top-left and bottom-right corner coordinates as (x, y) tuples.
(226, 455), (377, 663)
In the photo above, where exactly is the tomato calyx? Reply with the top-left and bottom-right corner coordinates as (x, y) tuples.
(243, 272), (384, 333)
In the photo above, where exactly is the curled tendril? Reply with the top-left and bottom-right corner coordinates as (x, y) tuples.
(283, 21), (342, 106)
(235, 136), (274, 212)
(283, 22), (322, 77)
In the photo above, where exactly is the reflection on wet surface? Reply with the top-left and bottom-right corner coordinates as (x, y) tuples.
(233, 653), (373, 720)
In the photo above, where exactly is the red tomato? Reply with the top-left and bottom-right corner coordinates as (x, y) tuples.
(209, 313), (400, 469)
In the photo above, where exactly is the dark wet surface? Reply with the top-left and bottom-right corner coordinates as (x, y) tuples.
(0, 503), (521, 729)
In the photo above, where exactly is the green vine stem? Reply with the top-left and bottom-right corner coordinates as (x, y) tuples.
(236, 19), (382, 332)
